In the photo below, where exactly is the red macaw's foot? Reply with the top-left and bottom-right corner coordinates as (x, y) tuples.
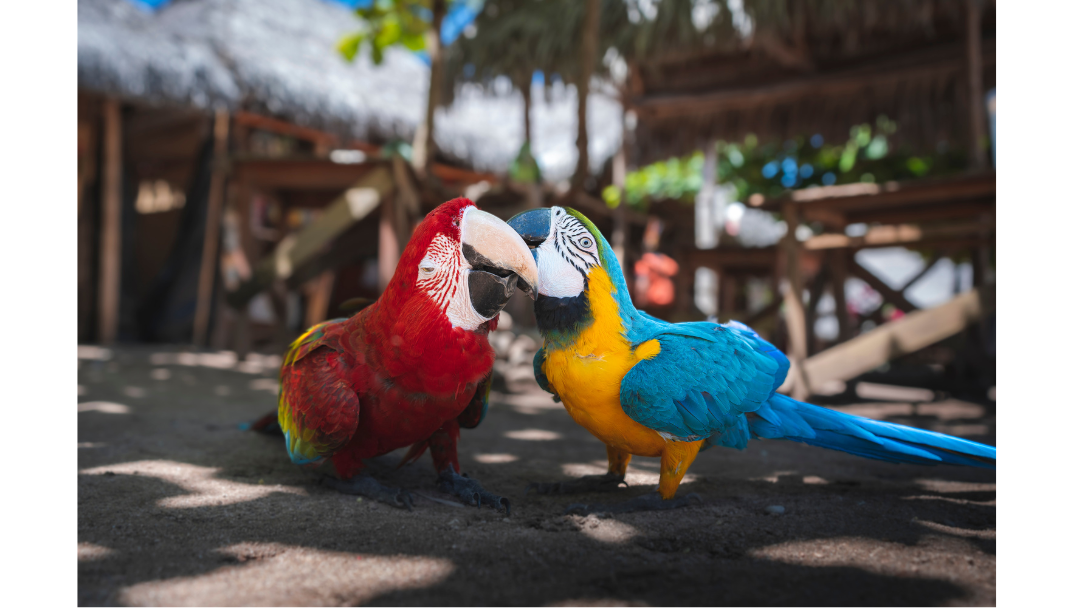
(322, 475), (414, 511)
(524, 473), (629, 496)
(437, 468), (511, 515)
(563, 491), (702, 516)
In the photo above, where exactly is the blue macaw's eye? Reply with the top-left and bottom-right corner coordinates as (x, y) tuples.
(579, 237), (592, 249)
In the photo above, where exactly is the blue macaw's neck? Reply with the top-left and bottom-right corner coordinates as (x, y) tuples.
(535, 238), (642, 350)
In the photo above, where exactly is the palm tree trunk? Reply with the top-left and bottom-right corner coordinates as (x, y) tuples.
(413, 0), (447, 177)
(570, 0), (601, 193)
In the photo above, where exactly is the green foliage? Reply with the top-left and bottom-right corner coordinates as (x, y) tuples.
(443, 0), (632, 96)
(619, 116), (967, 210)
(338, 0), (442, 65)
(509, 141), (542, 184)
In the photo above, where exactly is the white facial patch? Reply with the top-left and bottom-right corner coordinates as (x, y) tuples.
(416, 233), (490, 330)
(537, 207), (601, 298)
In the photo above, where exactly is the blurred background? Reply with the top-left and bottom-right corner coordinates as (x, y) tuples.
(77, 0), (995, 404)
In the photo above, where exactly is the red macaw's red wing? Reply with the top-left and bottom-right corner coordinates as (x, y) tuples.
(278, 320), (359, 465)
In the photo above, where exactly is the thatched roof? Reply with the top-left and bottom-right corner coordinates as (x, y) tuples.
(627, 0), (997, 164)
(78, 0), (622, 181)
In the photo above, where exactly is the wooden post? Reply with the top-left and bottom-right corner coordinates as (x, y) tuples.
(570, 0), (601, 193)
(412, 0), (447, 177)
(303, 270), (337, 328)
(828, 250), (851, 343)
(804, 266), (830, 355)
(721, 273), (738, 319)
(378, 196), (400, 292)
(966, 0), (987, 171)
(611, 112), (629, 276)
(696, 139), (719, 249)
(193, 110), (231, 347)
(391, 155), (421, 247)
(97, 99), (123, 345)
(781, 202), (810, 400)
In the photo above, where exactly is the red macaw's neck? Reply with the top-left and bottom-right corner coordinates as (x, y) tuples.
(343, 287), (497, 400)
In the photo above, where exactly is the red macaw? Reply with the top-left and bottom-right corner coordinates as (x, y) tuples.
(277, 198), (537, 512)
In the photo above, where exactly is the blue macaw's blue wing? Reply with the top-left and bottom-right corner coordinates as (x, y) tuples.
(716, 320), (790, 392)
(619, 322), (781, 444)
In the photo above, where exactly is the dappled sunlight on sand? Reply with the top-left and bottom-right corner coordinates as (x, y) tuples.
(148, 350), (282, 375)
(567, 514), (641, 544)
(80, 460), (306, 508)
(117, 543), (455, 606)
(472, 453), (519, 464)
(911, 518), (996, 539)
(747, 535), (993, 578)
(505, 428), (563, 441)
(489, 389), (564, 415)
(913, 479), (996, 494)
(79, 542), (115, 562)
(78, 401), (131, 414)
(558, 460), (697, 487)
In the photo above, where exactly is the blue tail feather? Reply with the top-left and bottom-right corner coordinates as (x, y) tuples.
(748, 393), (995, 469)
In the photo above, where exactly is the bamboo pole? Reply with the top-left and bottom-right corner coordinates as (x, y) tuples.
(97, 99), (123, 345)
(192, 110), (231, 347)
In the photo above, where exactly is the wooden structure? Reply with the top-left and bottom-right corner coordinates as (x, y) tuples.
(626, 0), (996, 168)
(616, 1), (997, 399)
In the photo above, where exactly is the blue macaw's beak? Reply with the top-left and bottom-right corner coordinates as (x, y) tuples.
(507, 208), (552, 258)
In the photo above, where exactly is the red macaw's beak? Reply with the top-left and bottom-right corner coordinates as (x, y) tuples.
(460, 207), (540, 318)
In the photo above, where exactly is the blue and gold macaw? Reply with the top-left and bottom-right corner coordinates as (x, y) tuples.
(508, 206), (995, 513)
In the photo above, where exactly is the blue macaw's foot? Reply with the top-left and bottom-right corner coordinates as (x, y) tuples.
(563, 491), (702, 515)
(438, 468), (511, 515)
(322, 475), (414, 511)
(525, 473), (629, 496)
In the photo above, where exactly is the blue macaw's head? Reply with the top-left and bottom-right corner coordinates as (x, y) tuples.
(508, 206), (634, 335)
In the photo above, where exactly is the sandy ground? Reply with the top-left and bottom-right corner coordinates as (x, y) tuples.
(78, 344), (995, 606)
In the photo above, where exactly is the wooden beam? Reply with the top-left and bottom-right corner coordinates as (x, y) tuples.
(633, 41), (996, 119)
(901, 252), (943, 291)
(848, 256), (918, 314)
(233, 111), (341, 148)
(758, 172), (996, 214)
(232, 158), (386, 191)
(97, 99), (123, 345)
(804, 220), (994, 251)
(802, 285), (994, 394)
(226, 166), (393, 309)
(193, 111), (232, 346)
(845, 200), (994, 226)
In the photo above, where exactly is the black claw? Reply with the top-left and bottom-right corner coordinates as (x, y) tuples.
(322, 475), (415, 511)
(438, 468), (510, 514)
(564, 502), (588, 515)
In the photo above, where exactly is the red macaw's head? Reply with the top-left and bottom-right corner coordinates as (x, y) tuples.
(384, 197), (538, 332)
